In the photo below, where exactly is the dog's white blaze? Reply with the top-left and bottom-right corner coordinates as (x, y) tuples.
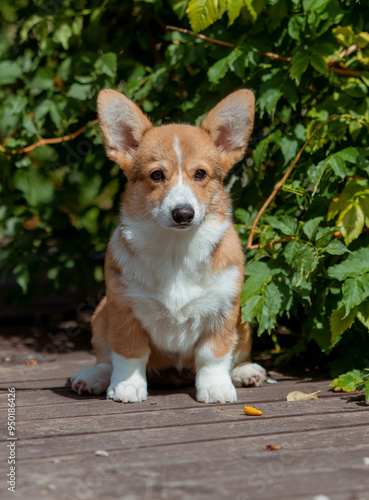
(173, 135), (182, 181)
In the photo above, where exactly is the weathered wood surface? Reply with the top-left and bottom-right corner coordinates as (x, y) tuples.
(1, 351), (368, 500)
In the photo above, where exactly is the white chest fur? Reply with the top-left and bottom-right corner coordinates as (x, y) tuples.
(110, 214), (240, 355)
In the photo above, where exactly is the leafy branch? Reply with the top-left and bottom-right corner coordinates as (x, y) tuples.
(247, 114), (368, 250)
(166, 26), (362, 77)
(0, 119), (99, 155)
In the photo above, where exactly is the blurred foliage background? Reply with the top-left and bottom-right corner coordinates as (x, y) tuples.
(1, 0), (369, 384)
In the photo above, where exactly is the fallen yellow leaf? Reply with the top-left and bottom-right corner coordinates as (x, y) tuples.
(243, 405), (263, 416)
(265, 444), (283, 451)
(286, 390), (321, 401)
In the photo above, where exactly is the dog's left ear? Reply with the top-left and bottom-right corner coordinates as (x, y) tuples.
(200, 89), (255, 173)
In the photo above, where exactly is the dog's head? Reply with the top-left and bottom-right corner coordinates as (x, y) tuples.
(98, 89), (254, 230)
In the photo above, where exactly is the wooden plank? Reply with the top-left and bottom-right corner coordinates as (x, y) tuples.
(6, 410), (369, 461)
(11, 435), (369, 499)
(0, 378), (340, 408)
(13, 389), (355, 422)
(0, 354), (94, 383)
(13, 398), (367, 439)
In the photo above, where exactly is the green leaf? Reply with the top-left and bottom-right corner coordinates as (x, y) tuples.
(324, 239), (349, 256)
(310, 53), (328, 75)
(265, 215), (299, 236)
(186, 0), (226, 32)
(290, 46), (309, 84)
(168, 0), (189, 19)
(315, 227), (335, 247)
(13, 263), (29, 294)
(330, 369), (367, 392)
(258, 281), (282, 334)
(284, 240), (319, 282)
(30, 68), (55, 90)
(329, 155), (346, 179)
(227, 0), (245, 24)
(208, 55), (230, 84)
(328, 248), (369, 280)
(67, 83), (93, 100)
(337, 200), (364, 245)
(242, 0), (258, 22)
(303, 0), (331, 11)
(279, 137), (298, 164)
(357, 192), (369, 226)
(303, 217), (323, 240)
(337, 147), (359, 163)
(54, 23), (73, 50)
(244, 260), (274, 279)
(258, 87), (282, 116)
(0, 60), (22, 84)
(241, 275), (266, 304)
(342, 275), (369, 317)
(242, 295), (262, 322)
(357, 299), (369, 329)
(330, 306), (358, 343)
(14, 168), (54, 206)
(94, 52), (117, 78)
(288, 15), (305, 40)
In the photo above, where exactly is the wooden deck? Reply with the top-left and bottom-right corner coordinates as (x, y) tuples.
(1, 346), (369, 500)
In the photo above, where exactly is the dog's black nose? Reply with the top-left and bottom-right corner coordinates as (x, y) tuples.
(172, 205), (195, 225)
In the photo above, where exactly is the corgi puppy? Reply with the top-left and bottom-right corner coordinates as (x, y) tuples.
(71, 89), (266, 404)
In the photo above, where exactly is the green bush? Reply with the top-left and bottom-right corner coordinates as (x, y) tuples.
(1, 0), (369, 378)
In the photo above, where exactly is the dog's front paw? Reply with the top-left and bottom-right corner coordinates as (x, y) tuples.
(107, 381), (147, 403)
(231, 362), (267, 387)
(196, 379), (237, 404)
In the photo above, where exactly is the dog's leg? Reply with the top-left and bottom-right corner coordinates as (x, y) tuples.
(195, 344), (237, 403)
(195, 306), (239, 403)
(105, 299), (150, 403)
(70, 297), (112, 395)
(107, 352), (149, 403)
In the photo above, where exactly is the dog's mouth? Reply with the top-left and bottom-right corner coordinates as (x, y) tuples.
(168, 223), (194, 231)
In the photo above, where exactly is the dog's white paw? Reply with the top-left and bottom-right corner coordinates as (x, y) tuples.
(196, 378), (237, 404)
(107, 381), (148, 403)
(70, 363), (112, 395)
(231, 362), (267, 387)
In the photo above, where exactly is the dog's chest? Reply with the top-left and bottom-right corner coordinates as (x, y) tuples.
(127, 261), (239, 353)
(111, 223), (240, 354)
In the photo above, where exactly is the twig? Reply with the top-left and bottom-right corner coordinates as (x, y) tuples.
(259, 52), (291, 62)
(247, 236), (295, 250)
(328, 44), (358, 65)
(166, 25), (235, 47)
(1, 119), (99, 155)
(328, 66), (361, 78)
(246, 114), (358, 250)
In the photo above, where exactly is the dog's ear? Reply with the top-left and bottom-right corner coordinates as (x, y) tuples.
(200, 89), (255, 173)
(97, 89), (153, 171)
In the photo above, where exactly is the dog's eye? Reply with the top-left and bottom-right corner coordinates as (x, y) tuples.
(150, 170), (165, 182)
(194, 169), (207, 180)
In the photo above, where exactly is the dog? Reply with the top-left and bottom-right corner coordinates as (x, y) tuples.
(70, 89), (266, 404)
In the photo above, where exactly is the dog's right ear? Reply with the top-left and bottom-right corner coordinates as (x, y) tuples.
(97, 89), (153, 171)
